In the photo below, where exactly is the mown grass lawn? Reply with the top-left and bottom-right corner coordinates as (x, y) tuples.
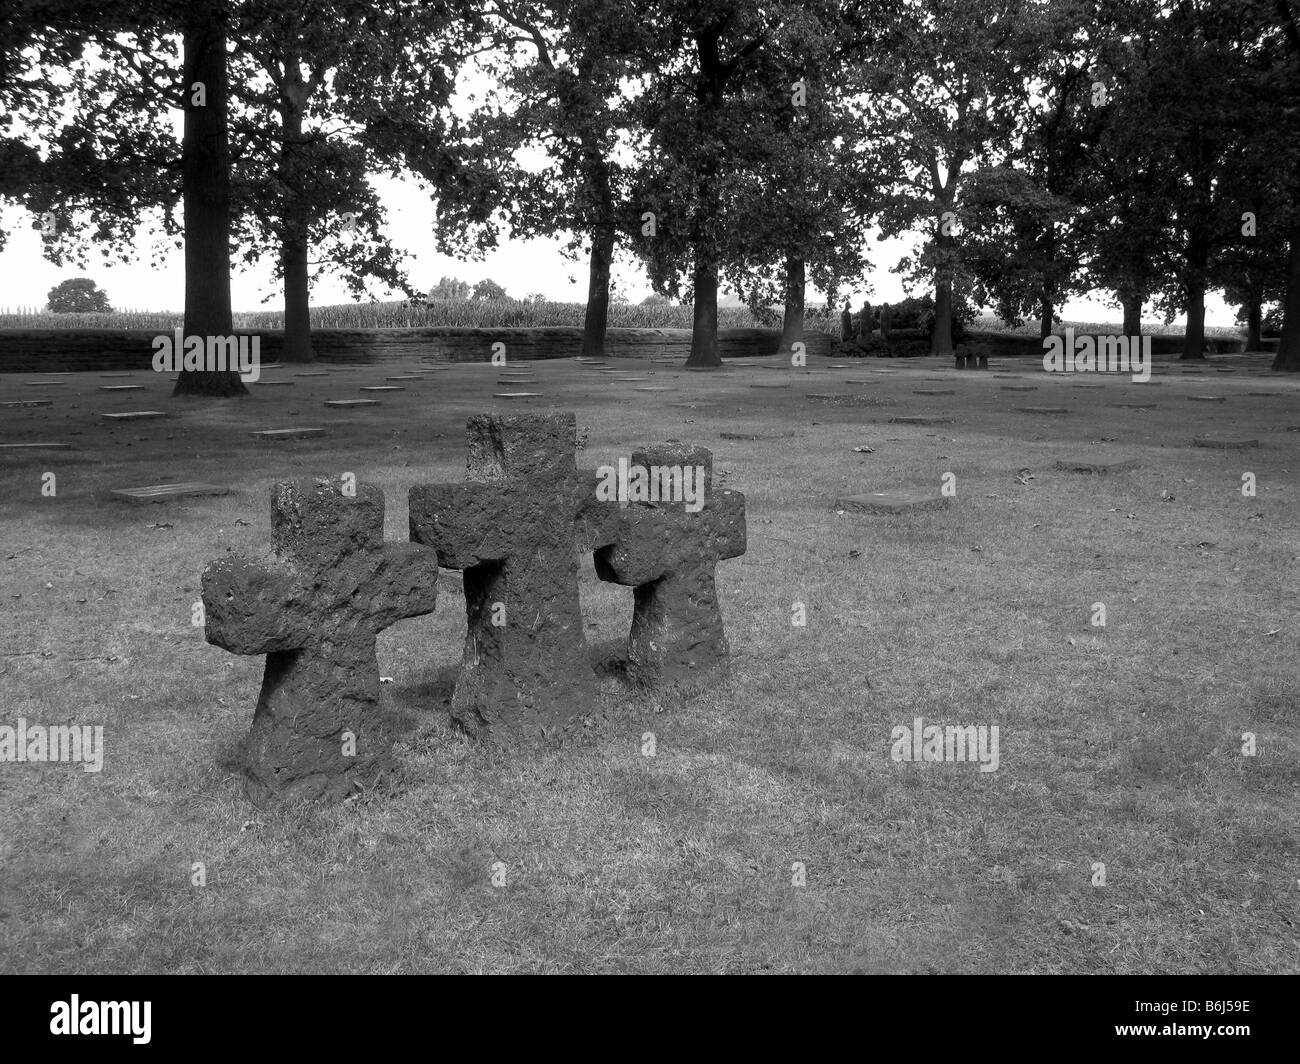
(0, 349), (1296, 973)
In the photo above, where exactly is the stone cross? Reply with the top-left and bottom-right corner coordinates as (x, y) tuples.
(201, 477), (438, 805)
(594, 444), (746, 688)
(408, 413), (615, 744)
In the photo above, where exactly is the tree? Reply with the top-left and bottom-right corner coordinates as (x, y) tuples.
(632, 0), (832, 367)
(429, 275), (471, 300)
(859, 0), (1041, 357)
(439, 1), (652, 359)
(472, 278), (508, 300)
(47, 277), (113, 312)
(1268, 0), (1300, 371)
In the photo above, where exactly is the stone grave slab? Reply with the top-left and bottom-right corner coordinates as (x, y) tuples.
(498, 378), (538, 385)
(634, 386), (673, 392)
(295, 371), (329, 377)
(1015, 407), (1069, 415)
(252, 380), (295, 386)
(25, 381), (67, 387)
(1188, 395), (1227, 402)
(99, 373), (134, 378)
(0, 442), (71, 450)
(1000, 385), (1037, 391)
(360, 385), (403, 392)
(101, 410), (167, 420)
(1112, 402), (1156, 409)
(2, 400), (53, 408)
(249, 428), (326, 441)
(1055, 459), (1141, 474)
(613, 376), (651, 381)
(914, 388), (955, 395)
(493, 392), (543, 399)
(325, 399), (381, 408)
(889, 415), (954, 425)
(99, 385), (145, 391)
(386, 375), (424, 381)
(835, 490), (950, 515)
(112, 482), (230, 503)
(202, 477), (437, 804)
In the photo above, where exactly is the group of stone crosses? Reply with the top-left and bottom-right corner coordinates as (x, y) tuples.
(201, 412), (747, 805)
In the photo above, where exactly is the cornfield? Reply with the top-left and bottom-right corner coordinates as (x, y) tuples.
(0, 300), (841, 332)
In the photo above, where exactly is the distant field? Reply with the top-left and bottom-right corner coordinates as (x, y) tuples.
(0, 300), (777, 333)
(0, 302), (1250, 342)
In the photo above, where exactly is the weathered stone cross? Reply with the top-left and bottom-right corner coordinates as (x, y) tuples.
(595, 444), (746, 688)
(408, 413), (615, 744)
(201, 477), (438, 804)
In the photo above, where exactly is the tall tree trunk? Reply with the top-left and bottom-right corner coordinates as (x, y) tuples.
(1246, 292), (1263, 352)
(932, 279), (953, 357)
(688, 252), (720, 366)
(1180, 240), (1209, 360)
(685, 27), (725, 369)
(174, 0), (244, 398)
(1039, 292), (1054, 341)
(1181, 278), (1207, 360)
(779, 253), (805, 355)
(581, 223), (615, 360)
(931, 226), (955, 357)
(280, 234), (314, 362)
(1273, 221), (1300, 371)
(277, 48), (314, 364)
(1120, 290), (1143, 336)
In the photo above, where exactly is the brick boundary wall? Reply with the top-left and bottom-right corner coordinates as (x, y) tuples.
(0, 326), (834, 373)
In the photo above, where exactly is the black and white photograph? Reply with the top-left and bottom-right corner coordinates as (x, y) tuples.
(0, 0), (1296, 1017)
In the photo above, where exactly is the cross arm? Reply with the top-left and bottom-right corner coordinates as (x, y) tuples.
(408, 483), (513, 570)
(704, 490), (747, 561)
(367, 543), (440, 632)
(201, 556), (313, 655)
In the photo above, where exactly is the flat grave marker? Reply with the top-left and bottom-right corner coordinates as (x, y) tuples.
(1055, 459), (1141, 474)
(889, 415), (954, 425)
(386, 375), (424, 381)
(835, 490), (950, 515)
(325, 399), (381, 408)
(25, 381), (67, 387)
(249, 428), (326, 441)
(1112, 402), (1156, 409)
(1015, 406), (1069, 415)
(99, 385), (145, 392)
(100, 410), (167, 420)
(1188, 395), (1227, 403)
(2, 400), (54, 408)
(1192, 436), (1258, 449)
(0, 442), (71, 450)
(914, 388), (955, 396)
(1000, 385), (1037, 391)
(360, 385), (404, 392)
(111, 482), (231, 503)
(295, 371), (329, 377)
(493, 392), (543, 399)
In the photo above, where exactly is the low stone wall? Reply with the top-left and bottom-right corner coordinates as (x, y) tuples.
(0, 325), (833, 373)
